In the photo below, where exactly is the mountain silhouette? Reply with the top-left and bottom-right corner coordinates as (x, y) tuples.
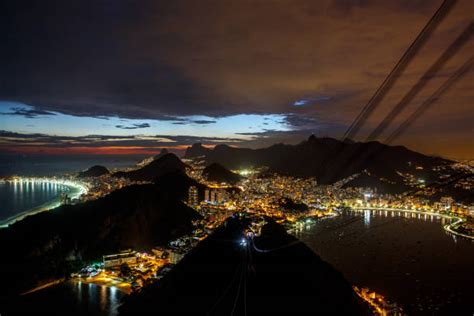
(185, 135), (450, 190)
(202, 162), (242, 184)
(77, 165), (109, 178)
(114, 153), (186, 181)
(136, 148), (170, 168)
(183, 143), (211, 158)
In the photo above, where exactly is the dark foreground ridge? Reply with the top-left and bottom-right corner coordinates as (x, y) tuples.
(120, 215), (370, 315)
(0, 184), (200, 297)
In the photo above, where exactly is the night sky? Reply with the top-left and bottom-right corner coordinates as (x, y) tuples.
(1, 0), (472, 159)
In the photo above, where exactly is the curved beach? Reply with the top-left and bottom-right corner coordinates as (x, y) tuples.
(0, 178), (87, 228)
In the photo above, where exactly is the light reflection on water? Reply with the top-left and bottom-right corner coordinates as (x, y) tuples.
(0, 180), (72, 221)
(363, 209), (370, 226)
(109, 286), (120, 316)
(14, 281), (125, 316)
(80, 282), (121, 316)
(100, 284), (107, 311)
(295, 210), (474, 314)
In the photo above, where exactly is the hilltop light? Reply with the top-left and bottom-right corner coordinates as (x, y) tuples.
(239, 169), (252, 176)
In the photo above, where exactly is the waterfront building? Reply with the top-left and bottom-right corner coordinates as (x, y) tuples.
(440, 196), (454, 210)
(103, 251), (137, 268)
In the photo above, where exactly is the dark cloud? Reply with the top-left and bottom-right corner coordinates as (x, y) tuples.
(115, 123), (150, 130)
(1, 0), (471, 118)
(172, 119), (216, 125)
(0, 0), (472, 158)
(293, 96), (332, 107)
(0, 130), (243, 149)
(284, 114), (322, 129)
(191, 120), (217, 125)
(1, 107), (56, 118)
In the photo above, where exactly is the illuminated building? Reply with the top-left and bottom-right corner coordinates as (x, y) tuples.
(216, 189), (227, 204)
(210, 190), (216, 204)
(203, 188), (228, 205)
(103, 251), (137, 268)
(169, 251), (184, 264)
(440, 196), (454, 210)
(188, 186), (199, 207)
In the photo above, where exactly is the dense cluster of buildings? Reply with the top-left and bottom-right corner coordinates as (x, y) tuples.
(188, 186), (231, 207)
(69, 157), (474, 300)
(183, 160), (473, 236)
(73, 247), (189, 291)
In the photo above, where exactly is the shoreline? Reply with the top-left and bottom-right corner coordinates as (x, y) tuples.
(20, 278), (131, 297)
(21, 279), (66, 296)
(0, 178), (87, 228)
(350, 206), (473, 240)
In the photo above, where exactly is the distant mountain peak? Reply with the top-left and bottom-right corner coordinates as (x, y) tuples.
(214, 144), (230, 150)
(156, 148), (169, 157)
(202, 162), (241, 184)
(184, 143), (211, 158)
(181, 136), (450, 193)
(114, 153), (186, 181)
(157, 152), (180, 161)
(77, 165), (110, 178)
(137, 148), (171, 168)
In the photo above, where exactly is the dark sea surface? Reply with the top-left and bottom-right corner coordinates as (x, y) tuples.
(0, 154), (143, 222)
(295, 210), (474, 315)
(6, 281), (125, 316)
(0, 154), (145, 177)
(0, 180), (73, 221)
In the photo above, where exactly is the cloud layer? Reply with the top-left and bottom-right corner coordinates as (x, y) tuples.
(0, 0), (472, 158)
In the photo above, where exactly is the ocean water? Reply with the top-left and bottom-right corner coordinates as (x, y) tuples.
(0, 154), (145, 177)
(0, 180), (76, 222)
(296, 210), (474, 314)
(5, 281), (125, 316)
(0, 154), (144, 222)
